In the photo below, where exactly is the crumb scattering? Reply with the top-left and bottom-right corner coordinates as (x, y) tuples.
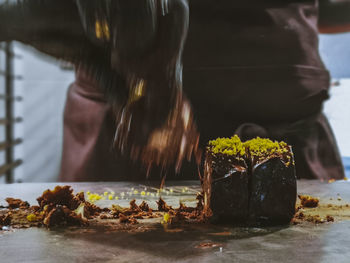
(1, 184), (344, 232)
(6, 198), (30, 209)
(298, 195), (319, 208)
(195, 242), (223, 249)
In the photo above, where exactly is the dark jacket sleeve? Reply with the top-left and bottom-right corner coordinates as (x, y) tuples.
(319, 0), (350, 33)
(0, 0), (127, 103)
(0, 0), (190, 133)
(0, 0), (94, 59)
(75, 0), (189, 78)
(75, 0), (158, 56)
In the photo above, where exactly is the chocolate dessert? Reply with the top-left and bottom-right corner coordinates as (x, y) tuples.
(203, 135), (249, 223)
(203, 135), (297, 225)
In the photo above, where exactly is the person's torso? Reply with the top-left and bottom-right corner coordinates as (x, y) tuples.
(182, 0), (330, 122)
(184, 0), (324, 69)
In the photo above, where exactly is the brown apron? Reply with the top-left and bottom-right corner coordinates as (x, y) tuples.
(59, 0), (345, 181)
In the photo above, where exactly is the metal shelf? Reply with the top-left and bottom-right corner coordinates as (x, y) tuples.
(0, 95), (23, 101)
(1, 42), (23, 183)
(0, 139), (23, 151)
(0, 160), (23, 176)
(0, 117), (23, 125)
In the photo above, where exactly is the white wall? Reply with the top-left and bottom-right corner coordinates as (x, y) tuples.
(319, 33), (350, 79)
(324, 79), (350, 157)
(321, 32), (350, 158)
(12, 43), (74, 182)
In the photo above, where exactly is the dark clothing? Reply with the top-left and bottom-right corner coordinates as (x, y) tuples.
(59, 70), (118, 182)
(59, 71), (344, 181)
(181, 0), (345, 180)
(194, 111), (344, 180)
(59, 0), (345, 181)
(184, 0), (329, 122)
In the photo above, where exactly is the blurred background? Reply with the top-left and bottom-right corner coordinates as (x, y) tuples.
(0, 32), (349, 183)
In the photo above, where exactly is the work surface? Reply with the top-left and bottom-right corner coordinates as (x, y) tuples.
(0, 180), (350, 263)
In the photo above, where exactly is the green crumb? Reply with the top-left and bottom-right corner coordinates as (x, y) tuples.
(208, 135), (246, 156)
(26, 214), (37, 222)
(208, 135), (291, 160)
(244, 137), (289, 157)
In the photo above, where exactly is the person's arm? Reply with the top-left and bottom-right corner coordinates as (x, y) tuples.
(76, 0), (197, 169)
(0, 0), (196, 168)
(0, 0), (128, 105)
(0, 0), (87, 57)
(319, 0), (350, 33)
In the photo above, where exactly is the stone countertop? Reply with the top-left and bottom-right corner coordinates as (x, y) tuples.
(0, 180), (349, 263)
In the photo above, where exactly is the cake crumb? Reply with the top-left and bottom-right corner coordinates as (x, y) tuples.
(326, 215), (334, 222)
(298, 195), (319, 208)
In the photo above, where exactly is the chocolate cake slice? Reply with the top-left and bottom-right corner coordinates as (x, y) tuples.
(203, 135), (249, 223)
(245, 138), (296, 225)
(203, 136), (297, 225)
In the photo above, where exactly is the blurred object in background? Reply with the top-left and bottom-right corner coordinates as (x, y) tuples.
(0, 43), (7, 183)
(324, 78), (350, 178)
(321, 32), (350, 178)
(319, 33), (350, 79)
(0, 32), (349, 182)
(324, 79), (350, 157)
(0, 43), (5, 183)
(0, 42), (23, 184)
(343, 157), (350, 178)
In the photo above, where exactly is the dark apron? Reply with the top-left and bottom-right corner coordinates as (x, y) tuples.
(59, 0), (345, 181)
(59, 69), (153, 182)
(181, 0), (344, 180)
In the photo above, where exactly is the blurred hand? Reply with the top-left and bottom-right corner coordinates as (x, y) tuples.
(111, 0), (200, 170)
(0, 0), (198, 171)
(114, 88), (200, 173)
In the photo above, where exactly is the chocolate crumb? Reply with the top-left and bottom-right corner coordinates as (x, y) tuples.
(6, 198), (30, 209)
(139, 201), (151, 212)
(298, 195), (319, 208)
(0, 212), (12, 226)
(326, 215), (334, 222)
(157, 198), (172, 212)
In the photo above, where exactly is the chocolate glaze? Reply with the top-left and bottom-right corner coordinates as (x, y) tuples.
(203, 152), (249, 223)
(249, 157), (297, 225)
(204, 145), (297, 226)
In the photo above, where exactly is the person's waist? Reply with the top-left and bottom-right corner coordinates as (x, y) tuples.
(183, 64), (330, 122)
(73, 68), (107, 102)
(183, 64), (330, 81)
